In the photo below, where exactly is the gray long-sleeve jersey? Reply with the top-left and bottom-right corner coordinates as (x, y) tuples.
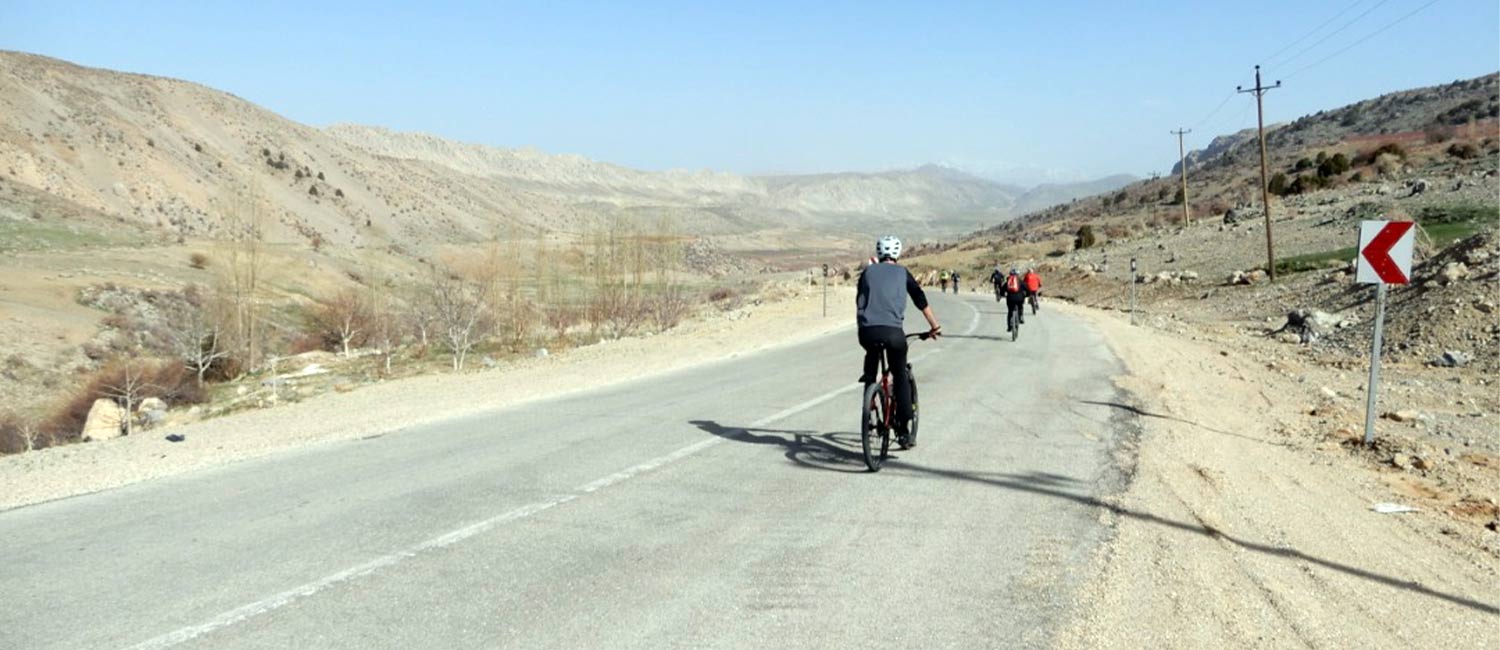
(856, 262), (929, 329)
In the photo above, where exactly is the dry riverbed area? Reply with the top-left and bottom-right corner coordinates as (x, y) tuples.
(1054, 301), (1499, 649)
(0, 286), (855, 511)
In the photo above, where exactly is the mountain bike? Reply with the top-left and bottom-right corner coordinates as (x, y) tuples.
(860, 332), (932, 472)
(1008, 305), (1021, 341)
(1029, 291), (1040, 315)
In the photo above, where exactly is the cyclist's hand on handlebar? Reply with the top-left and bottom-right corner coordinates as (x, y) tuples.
(926, 325), (942, 339)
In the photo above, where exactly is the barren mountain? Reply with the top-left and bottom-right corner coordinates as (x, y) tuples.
(1, 51), (1131, 255)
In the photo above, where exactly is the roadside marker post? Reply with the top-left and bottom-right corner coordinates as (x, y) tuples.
(1356, 220), (1416, 446)
(1129, 257), (1138, 325)
(822, 263), (828, 318)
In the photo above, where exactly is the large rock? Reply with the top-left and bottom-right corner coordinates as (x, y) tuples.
(82, 399), (126, 441)
(137, 396), (168, 429)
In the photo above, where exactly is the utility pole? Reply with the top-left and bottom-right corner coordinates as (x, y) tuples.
(1238, 65), (1281, 279)
(1171, 128), (1192, 226)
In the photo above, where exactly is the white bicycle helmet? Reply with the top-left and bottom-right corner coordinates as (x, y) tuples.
(875, 235), (903, 261)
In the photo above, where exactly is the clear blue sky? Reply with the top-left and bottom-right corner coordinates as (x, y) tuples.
(3, 1), (1496, 184)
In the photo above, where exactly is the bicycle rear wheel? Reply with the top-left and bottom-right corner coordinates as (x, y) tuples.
(1010, 310), (1019, 341)
(860, 382), (887, 471)
(906, 369), (919, 448)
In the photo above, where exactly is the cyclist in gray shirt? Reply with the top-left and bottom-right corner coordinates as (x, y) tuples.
(856, 236), (942, 447)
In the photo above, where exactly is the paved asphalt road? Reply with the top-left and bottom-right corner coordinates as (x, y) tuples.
(1, 292), (1133, 649)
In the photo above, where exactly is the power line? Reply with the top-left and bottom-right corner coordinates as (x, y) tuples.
(1273, 0), (1393, 70)
(1263, 0), (1370, 67)
(1190, 91), (1237, 129)
(1286, 0), (1443, 80)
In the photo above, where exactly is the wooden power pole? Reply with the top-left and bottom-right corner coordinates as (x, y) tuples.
(1171, 128), (1192, 226)
(1238, 65), (1281, 279)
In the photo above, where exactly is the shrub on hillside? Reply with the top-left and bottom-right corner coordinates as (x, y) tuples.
(1425, 124), (1457, 144)
(1354, 142), (1407, 166)
(1317, 153), (1350, 178)
(1268, 172), (1290, 196)
(1074, 225), (1097, 250)
(188, 252), (209, 269)
(1294, 157), (1315, 172)
(1447, 142), (1480, 159)
(1289, 174), (1328, 195)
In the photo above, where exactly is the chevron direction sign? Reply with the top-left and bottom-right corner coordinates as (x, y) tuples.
(1356, 220), (1415, 285)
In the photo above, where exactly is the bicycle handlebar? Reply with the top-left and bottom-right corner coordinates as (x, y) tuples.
(906, 330), (939, 341)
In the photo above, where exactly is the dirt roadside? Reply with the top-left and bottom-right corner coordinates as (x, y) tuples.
(1053, 300), (1499, 649)
(0, 287), (856, 511)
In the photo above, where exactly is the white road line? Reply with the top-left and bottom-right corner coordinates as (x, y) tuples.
(122, 370), (876, 649)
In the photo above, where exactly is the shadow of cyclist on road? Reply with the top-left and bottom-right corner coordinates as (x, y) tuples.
(690, 420), (870, 473)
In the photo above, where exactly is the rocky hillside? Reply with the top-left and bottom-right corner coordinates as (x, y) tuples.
(1176, 74), (1499, 174)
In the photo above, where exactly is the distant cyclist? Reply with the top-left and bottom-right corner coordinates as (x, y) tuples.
(950, 269), (961, 294)
(857, 236), (942, 448)
(939, 269), (950, 293)
(989, 266), (1005, 301)
(1002, 267), (1028, 332)
(1024, 267), (1042, 312)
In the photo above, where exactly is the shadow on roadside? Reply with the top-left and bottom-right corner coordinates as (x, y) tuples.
(689, 418), (1499, 616)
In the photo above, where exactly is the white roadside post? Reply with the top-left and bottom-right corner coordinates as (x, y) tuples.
(1356, 220), (1416, 446)
(1129, 257), (1138, 326)
(821, 263), (828, 318)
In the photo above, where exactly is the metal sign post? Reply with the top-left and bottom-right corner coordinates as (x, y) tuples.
(821, 263), (828, 318)
(1356, 220), (1415, 446)
(1129, 257), (1138, 326)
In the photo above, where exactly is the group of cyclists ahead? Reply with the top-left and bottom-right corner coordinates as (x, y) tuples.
(854, 235), (1041, 456)
(990, 265), (1041, 334)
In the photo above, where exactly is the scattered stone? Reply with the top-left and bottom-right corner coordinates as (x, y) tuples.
(1391, 454), (1413, 470)
(1383, 410), (1421, 423)
(333, 382), (355, 393)
(1247, 269), (1268, 284)
(82, 399), (126, 441)
(1407, 178), (1429, 196)
(534, 348), (549, 359)
(480, 355), (499, 369)
(1412, 456), (1434, 471)
(1430, 351), (1471, 368)
(165, 433), (186, 443)
(1320, 386), (1339, 399)
(1439, 262), (1469, 284)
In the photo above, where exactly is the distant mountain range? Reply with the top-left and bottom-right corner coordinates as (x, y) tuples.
(0, 51), (1133, 252)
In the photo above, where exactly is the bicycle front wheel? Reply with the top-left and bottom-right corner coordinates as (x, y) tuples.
(1010, 311), (1019, 341)
(860, 382), (887, 472)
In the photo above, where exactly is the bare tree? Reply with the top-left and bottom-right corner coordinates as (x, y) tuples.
(171, 299), (230, 385)
(366, 272), (401, 375)
(215, 183), (268, 369)
(423, 266), (492, 371)
(99, 361), (157, 437)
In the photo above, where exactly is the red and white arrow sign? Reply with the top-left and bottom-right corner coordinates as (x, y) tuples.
(1356, 220), (1415, 284)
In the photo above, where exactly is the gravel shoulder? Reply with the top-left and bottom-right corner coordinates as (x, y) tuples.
(1052, 301), (1500, 649)
(0, 287), (855, 511)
